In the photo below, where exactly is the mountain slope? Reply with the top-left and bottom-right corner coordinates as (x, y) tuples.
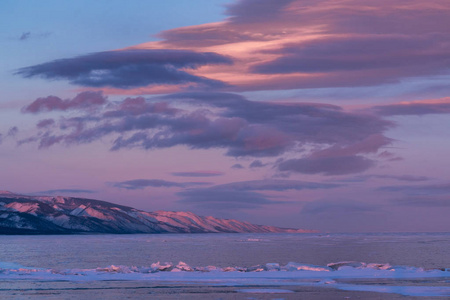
(0, 191), (314, 234)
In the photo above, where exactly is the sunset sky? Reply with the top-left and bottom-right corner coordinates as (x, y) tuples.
(1, 0), (450, 232)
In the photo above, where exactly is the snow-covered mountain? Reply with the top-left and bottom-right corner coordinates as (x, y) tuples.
(0, 191), (314, 234)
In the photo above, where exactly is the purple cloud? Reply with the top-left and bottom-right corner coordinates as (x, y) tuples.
(165, 92), (393, 156)
(380, 183), (450, 209)
(178, 188), (281, 210)
(17, 31), (51, 41)
(104, 97), (178, 118)
(23, 91), (107, 113)
(249, 160), (267, 168)
(231, 163), (244, 169)
(393, 195), (450, 207)
(301, 200), (378, 215)
(278, 155), (375, 176)
(155, 0), (450, 91)
(211, 179), (340, 191)
(373, 101), (450, 116)
(36, 119), (55, 129)
(177, 179), (340, 210)
(19, 32), (31, 41)
(379, 183), (450, 195)
(336, 174), (430, 183)
(35, 189), (96, 195)
(19, 92), (392, 175)
(225, 0), (295, 24)
(7, 127), (18, 137)
(111, 179), (209, 190)
(252, 35), (450, 80)
(171, 171), (224, 177)
(373, 175), (430, 182)
(16, 49), (232, 89)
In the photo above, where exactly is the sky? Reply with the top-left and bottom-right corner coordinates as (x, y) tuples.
(1, 0), (450, 232)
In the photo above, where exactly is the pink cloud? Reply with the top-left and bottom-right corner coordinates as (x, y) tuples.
(373, 97), (450, 116)
(122, 0), (450, 94)
(14, 0), (450, 95)
(23, 91), (107, 113)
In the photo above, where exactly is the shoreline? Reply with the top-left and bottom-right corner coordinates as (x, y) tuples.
(1, 278), (450, 299)
(0, 281), (434, 300)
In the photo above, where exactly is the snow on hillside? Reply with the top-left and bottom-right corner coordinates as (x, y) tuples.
(0, 192), (315, 234)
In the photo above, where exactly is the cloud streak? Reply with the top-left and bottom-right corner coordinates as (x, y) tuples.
(171, 171), (224, 177)
(212, 179), (340, 191)
(111, 179), (209, 190)
(16, 49), (232, 89)
(301, 200), (379, 215)
(373, 98), (450, 116)
(177, 179), (340, 210)
(35, 189), (97, 195)
(278, 155), (375, 176)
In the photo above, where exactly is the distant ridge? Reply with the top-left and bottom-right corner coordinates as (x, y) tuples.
(0, 192), (316, 234)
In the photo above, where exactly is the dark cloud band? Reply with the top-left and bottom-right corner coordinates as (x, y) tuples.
(16, 49), (232, 89)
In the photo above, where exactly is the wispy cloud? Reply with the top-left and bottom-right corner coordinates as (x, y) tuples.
(22, 91), (107, 113)
(301, 200), (379, 215)
(171, 171), (224, 177)
(177, 179), (340, 210)
(212, 179), (340, 191)
(17, 92), (392, 175)
(178, 189), (281, 210)
(278, 155), (375, 176)
(17, 31), (51, 41)
(16, 49), (232, 89)
(392, 195), (450, 207)
(379, 183), (450, 195)
(231, 163), (244, 169)
(249, 160), (268, 168)
(335, 174), (431, 183)
(35, 189), (97, 195)
(110, 179), (209, 190)
(373, 98), (450, 116)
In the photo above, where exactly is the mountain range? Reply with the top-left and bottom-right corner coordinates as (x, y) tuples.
(0, 191), (314, 234)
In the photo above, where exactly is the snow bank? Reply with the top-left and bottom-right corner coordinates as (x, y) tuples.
(0, 260), (449, 296)
(0, 260), (448, 278)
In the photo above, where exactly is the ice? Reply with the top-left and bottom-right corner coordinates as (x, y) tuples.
(284, 262), (331, 272)
(327, 261), (392, 271)
(237, 289), (294, 293)
(150, 261), (173, 272)
(336, 284), (450, 297)
(175, 261), (193, 272)
(0, 260), (449, 296)
(0, 260), (447, 278)
(265, 263), (280, 271)
(327, 261), (365, 270)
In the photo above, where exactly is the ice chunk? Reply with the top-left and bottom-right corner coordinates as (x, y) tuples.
(237, 289), (294, 293)
(175, 261), (193, 272)
(150, 261), (173, 272)
(284, 262), (331, 272)
(327, 261), (365, 270)
(266, 263), (280, 271)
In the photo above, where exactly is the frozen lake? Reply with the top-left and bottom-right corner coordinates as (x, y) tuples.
(1, 233), (450, 298)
